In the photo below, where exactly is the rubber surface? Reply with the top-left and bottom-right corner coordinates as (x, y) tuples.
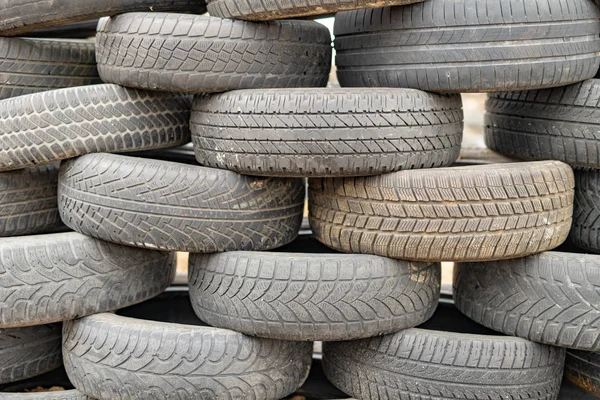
(58, 153), (305, 252)
(486, 80), (600, 168)
(63, 313), (312, 400)
(0, 390), (88, 399)
(0, 38), (99, 100)
(22, 20), (100, 39)
(189, 251), (440, 341)
(334, 0), (600, 93)
(207, 0), (424, 20)
(191, 89), (463, 177)
(572, 169), (600, 253)
(0, 324), (62, 385)
(0, 84), (191, 171)
(0, 0), (206, 36)
(96, 13), (332, 93)
(0, 368), (89, 399)
(309, 160), (574, 262)
(565, 350), (600, 397)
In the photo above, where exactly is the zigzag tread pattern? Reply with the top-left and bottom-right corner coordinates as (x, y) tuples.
(63, 313), (312, 400)
(571, 170), (600, 253)
(565, 350), (600, 397)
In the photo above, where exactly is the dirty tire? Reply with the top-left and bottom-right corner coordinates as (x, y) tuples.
(188, 251), (440, 341)
(572, 169), (600, 253)
(206, 0), (424, 20)
(0, 324), (62, 385)
(334, 0), (600, 93)
(58, 153), (305, 252)
(96, 13), (332, 93)
(309, 160), (574, 262)
(63, 313), (312, 400)
(486, 80), (600, 168)
(454, 251), (600, 351)
(0, 164), (62, 237)
(0, 84), (191, 171)
(0, 0), (206, 36)
(191, 89), (463, 177)
(565, 350), (600, 397)
(0, 38), (99, 100)
(0, 391), (88, 400)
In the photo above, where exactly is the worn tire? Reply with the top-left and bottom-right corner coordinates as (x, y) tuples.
(206, 0), (423, 20)
(0, 369), (89, 399)
(0, 325), (62, 385)
(63, 313), (312, 400)
(96, 13), (332, 93)
(572, 169), (600, 253)
(189, 251), (440, 341)
(565, 350), (600, 398)
(334, 0), (600, 93)
(191, 89), (463, 177)
(309, 160), (574, 262)
(0, 38), (99, 100)
(58, 153), (305, 252)
(0, 0), (206, 36)
(0, 84), (191, 171)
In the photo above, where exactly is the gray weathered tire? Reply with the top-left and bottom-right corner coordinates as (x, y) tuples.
(96, 13), (332, 93)
(565, 350), (600, 398)
(206, 0), (423, 20)
(572, 169), (600, 253)
(58, 153), (305, 252)
(0, 368), (90, 399)
(189, 251), (440, 341)
(309, 161), (574, 262)
(191, 89), (463, 177)
(0, 38), (99, 100)
(63, 313), (312, 400)
(334, 0), (600, 93)
(0, 324), (61, 385)
(0, 390), (88, 399)
(454, 251), (600, 351)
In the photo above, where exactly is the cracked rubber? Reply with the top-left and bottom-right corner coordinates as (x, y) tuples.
(565, 350), (600, 397)
(0, 0), (206, 36)
(58, 153), (305, 253)
(572, 169), (600, 253)
(454, 251), (600, 351)
(206, 0), (424, 20)
(0, 38), (99, 100)
(0, 324), (62, 385)
(0, 164), (62, 237)
(309, 160), (574, 262)
(334, 0), (600, 93)
(0, 231), (175, 328)
(191, 89), (463, 177)
(486, 80), (600, 169)
(96, 13), (332, 93)
(0, 84), (191, 172)
(188, 251), (440, 341)
(63, 313), (312, 399)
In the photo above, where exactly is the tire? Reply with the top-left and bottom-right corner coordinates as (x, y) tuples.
(96, 13), (332, 93)
(0, 0), (206, 36)
(63, 313), (312, 400)
(22, 20), (100, 39)
(0, 84), (191, 172)
(565, 350), (600, 398)
(572, 169), (600, 253)
(206, 0), (423, 21)
(0, 390), (88, 400)
(322, 301), (566, 400)
(0, 38), (99, 100)
(188, 251), (440, 341)
(454, 251), (600, 351)
(0, 369), (89, 400)
(0, 164), (62, 237)
(334, 0), (600, 93)
(309, 160), (574, 262)
(191, 89), (463, 177)
(58, 153), (305, 252)
(0, 324), (62, 385)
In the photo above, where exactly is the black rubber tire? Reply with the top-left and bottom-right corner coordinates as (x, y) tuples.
(0, 0), (206, 36)
(334, 0), (600, 93)
(188, 251), (440, 341)
(565, 350), (600, 398)
(454, 251), (600, 351)
(191, 89), (463, 177)
(0, 84), (191, 172)
(63, 314), (312, 400)
(22, 20), (100, 39)
(58, 153), (305, 252)
(96, 13), (332, 93)
(0, 38), (99, 100)
(0, 164), (62, 237)
(0, 324), (62, 385)
(309, 160), (574, 262)
(486, 80), (600, 169)
(572, 169), (600, 253)
(206, 0), (423, 20)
